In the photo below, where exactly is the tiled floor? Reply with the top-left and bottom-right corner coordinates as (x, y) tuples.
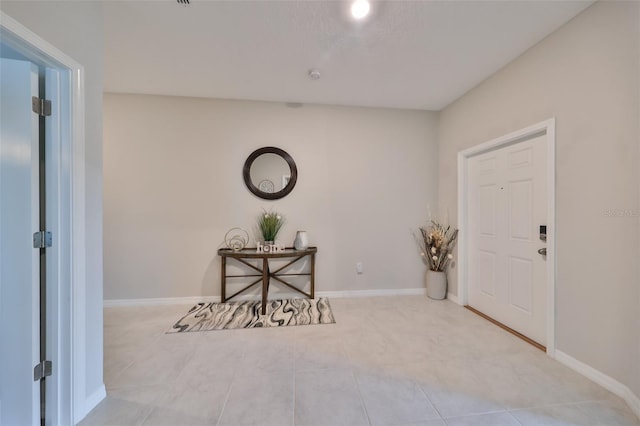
(82, 296), (640, 426)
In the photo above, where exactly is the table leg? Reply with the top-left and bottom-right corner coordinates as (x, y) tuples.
(310, 253), (315, 299)
(262, 258), (269, 315)
(221, 256), (226, 302)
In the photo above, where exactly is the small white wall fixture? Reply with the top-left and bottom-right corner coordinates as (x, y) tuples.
(0, 11), (91, 424)
(457, 118), (556, 355)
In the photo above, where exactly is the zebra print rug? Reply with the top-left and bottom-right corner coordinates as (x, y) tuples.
(168, 298), (335, 332)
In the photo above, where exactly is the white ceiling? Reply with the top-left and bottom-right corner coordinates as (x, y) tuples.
(104, 0), (592, 111)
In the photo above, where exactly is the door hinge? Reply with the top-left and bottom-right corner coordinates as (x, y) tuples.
(31, 96), (52, 117)
(33, 360), (52, 381)
(33, 231), (52, 249)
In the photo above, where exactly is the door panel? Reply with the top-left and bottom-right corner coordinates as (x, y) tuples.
(468, 135), (547, 345)
(508, 256), (533, 313)
(509, 179), (533, 240)
(0, 58), (41, 425)
(478, 184), (497, 236)
(508, 146), (533, 168)
(477, 250), (497, 297)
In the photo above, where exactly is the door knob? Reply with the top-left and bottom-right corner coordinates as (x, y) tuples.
(537, 248), (547, 256)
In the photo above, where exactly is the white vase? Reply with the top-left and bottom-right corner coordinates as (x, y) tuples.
(426, 269), (447, 300)
(294, 231), (309, 250)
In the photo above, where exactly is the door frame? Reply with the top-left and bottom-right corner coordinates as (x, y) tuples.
(1, 11), (88, 423)
(457, 118), (556, 356)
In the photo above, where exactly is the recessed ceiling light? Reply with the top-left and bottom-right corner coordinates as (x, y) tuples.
(351, 0), (370, 20)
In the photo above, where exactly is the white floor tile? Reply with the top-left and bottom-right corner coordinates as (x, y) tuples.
(355, 369), (441, 425)
(154, 368), (234, 422)
(295, 334), (351, 372)
(85, 296), (640, 426)
(78, 396), (153, 426)
(218, 370), (294, 426)
(141, 407), (215, 426)
(399, 420), (447, 426)
(511, 401), (640, 426)
(295, 369), (369, 426)
(444, 412), (521, 426)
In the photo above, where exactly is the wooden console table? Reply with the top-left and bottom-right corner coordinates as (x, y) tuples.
(217, 247), (317, 315)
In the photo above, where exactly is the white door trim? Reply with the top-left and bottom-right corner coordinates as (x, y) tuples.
(1, 11), (91, 423)
(457, 118), (556, 356)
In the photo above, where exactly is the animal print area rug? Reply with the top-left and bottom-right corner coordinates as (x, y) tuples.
(168, 298), (335, 332)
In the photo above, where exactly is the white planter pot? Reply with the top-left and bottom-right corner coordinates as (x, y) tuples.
(425, 269), (447, 300)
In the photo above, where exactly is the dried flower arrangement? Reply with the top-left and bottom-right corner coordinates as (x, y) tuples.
(416, 221), (459, 272)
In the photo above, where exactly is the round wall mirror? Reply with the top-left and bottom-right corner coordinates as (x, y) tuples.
(243, 147), (298, 200)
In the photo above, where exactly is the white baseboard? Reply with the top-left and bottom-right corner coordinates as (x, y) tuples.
(103, 296), (217, 307)
(318, 288), (426, 298)
(103, 288), (428, 308)
(446, 292), (459, 304)
(76, 384), (106, 423)
(554, 350), (640, 420)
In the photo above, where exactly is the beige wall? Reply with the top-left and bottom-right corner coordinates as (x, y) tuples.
(0, 0), (105, 412)
(103, 94), (438, 300)
(438, 1), (639, 395)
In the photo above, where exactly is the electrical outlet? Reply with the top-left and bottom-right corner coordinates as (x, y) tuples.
(356, 262), (364, 274)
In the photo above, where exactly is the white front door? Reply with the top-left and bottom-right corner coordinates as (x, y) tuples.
(0, 57), (41, 425)
(468, 134), (548, 346)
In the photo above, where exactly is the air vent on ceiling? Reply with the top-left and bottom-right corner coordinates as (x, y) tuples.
(177, 0), (190, 4)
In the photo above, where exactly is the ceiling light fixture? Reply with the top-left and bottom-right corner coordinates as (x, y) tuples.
(350, 0), (370, 20)
(308, 69), (321, 80)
